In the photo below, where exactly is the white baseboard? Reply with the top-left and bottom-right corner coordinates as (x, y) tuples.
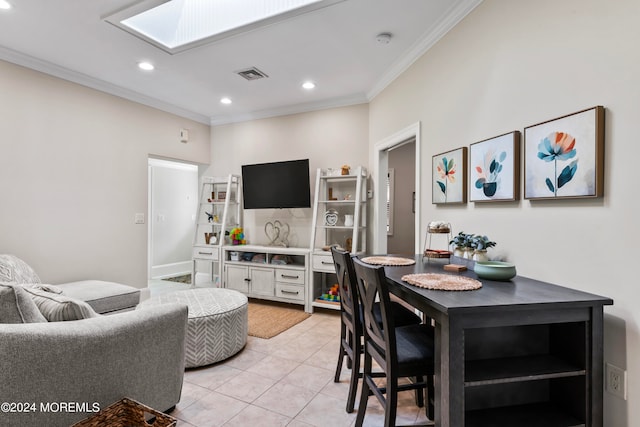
(151, 261), (191, 279)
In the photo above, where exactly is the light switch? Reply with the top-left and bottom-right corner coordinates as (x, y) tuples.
(135, 213), (145, 224)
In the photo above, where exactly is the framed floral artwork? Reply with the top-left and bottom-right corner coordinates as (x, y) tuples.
(432, 147), (467, 204)
(524, 106), (604, 200)
(469, 131), (520, 202)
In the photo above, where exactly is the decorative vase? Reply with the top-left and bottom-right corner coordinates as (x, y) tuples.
(344, 214), (354, 227)
(463, 248), (474, 259)
(473, 250), (488, 262)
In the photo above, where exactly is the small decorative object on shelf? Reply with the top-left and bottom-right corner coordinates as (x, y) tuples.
(345, 237), (352, 252)
(264, 220), (290, 247)
(328, 187), (338, 200)
(324, 209), (339, 226)
(341, 164), (350, 175)
(229, 227), (246, 245)
(344, 214), (354, 227)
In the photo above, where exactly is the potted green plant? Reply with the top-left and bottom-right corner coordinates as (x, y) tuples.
(450, 232), (473, 258)
(470, 235), (496, 261)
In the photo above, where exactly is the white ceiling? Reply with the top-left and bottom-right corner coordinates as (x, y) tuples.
(0, 0), (481, 125)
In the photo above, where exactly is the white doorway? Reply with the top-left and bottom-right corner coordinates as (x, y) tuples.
(147, 158), (198, 281)
(373, 122), (421, 255)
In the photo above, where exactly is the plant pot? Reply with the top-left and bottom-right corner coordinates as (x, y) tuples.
(472, 249), (488, 262)
(453, 247), (465, 257)
(463, 248), (474, 259)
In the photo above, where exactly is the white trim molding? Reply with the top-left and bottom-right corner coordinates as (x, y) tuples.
(373, 122), (421, 254)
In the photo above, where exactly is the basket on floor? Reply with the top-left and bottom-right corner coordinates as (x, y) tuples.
(71, 397), (177, 427)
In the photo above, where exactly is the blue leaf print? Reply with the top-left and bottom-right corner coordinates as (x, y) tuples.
(545, 178), (555, 193)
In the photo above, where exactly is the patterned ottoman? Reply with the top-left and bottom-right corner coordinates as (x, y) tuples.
(139, 288), (248, 368)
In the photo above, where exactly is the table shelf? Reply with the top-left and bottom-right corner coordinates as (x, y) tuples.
(466, 402), (585, 427)
(465, 354), (585, 386)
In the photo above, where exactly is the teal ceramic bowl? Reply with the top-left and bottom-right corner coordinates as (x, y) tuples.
(474, 261), (517, 281)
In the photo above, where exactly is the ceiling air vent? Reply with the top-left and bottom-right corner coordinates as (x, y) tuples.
(236, 67), (269, 81)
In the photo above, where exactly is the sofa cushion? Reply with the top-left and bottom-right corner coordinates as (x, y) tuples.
(57, 280), (140, 314)
(0, 254), (41, 284)
(21, 287), (98, 321)
(0, 283), (47, 323)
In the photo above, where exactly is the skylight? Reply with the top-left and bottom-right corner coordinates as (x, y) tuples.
(105, 0), (345, 54)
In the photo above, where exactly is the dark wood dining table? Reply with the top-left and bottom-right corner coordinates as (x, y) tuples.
(377, 255), (613, 427)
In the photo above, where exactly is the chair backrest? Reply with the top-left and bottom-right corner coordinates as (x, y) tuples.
(331, 246), (360, 327)
(352, 257), (398, 369)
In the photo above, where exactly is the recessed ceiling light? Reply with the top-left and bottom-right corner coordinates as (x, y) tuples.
(220, 97), (232, 105)
(138, 61), (155, 71)
(302, 81), (316, 90)
(0, 0), (12, 10)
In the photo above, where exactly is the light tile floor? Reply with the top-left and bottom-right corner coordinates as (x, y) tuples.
(147, 280), (434, 427)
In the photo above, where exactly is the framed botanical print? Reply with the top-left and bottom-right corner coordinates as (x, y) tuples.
(469, 131), (520, 202)
(524, 106), (604, 200)
(432, 147), (467, 204)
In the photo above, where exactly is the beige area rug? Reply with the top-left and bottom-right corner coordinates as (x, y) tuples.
(248, 299), (311, 339)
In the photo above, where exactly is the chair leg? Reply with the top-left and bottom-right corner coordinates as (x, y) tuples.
(346, 329), (354, 370)
(385, 376), (398, 427)
(355, 353), (372, 427)
(414, 376), (424, 408)
(345, 338), (360, 413)
(334, 323), (347, 382)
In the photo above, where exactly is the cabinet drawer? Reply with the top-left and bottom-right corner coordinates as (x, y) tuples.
(275, 268), (305, 285)
(312, 253), (335, 272)
(275, 283), (305, 301)
(193, 246), (219, 261)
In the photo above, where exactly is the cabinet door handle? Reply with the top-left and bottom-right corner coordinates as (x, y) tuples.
(198, 251), (213, 255)
(281, 274), (299, 279)
(281, 290), (299, 295)
(244, 278), (251, 282)
(321, 261), (333, 265)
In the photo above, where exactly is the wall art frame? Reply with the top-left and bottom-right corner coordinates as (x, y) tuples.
(432, 147), (467, 204)
(469, 131), (521, 202)
(524, 106), (604, 200)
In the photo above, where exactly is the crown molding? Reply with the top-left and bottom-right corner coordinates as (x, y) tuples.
(1, 0), (481, 128)
(209, 93), (368, 126)
(0, 45), (210, 124)
(366, 0), (483, 101)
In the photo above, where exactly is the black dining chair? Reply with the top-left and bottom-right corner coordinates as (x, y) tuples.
(331, 247), (423, 413)
(352, 256), (435, 427)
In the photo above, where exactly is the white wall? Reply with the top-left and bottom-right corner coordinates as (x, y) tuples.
(149, 159), (198, 278)
(208, 104), (369, 247)
(0, 60), (210, 287)
(369, 0), (639, 425)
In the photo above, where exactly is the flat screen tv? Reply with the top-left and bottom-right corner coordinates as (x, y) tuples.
(241, 159), (311, 209)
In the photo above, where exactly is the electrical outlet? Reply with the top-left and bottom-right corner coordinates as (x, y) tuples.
(134, 213), (145, 224)
(606, 362), (627, 400)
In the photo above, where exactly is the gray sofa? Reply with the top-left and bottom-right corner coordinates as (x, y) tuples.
(0, 254), (140, 315)
(0, 255), (188, 426)
(0, 303), (188, 427)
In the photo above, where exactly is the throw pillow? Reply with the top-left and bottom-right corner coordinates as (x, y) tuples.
(21, 287), (99, 321)
(0, 282), (48, 323)
(0, 254), (42, 284)
(25, 283), (64, 294)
